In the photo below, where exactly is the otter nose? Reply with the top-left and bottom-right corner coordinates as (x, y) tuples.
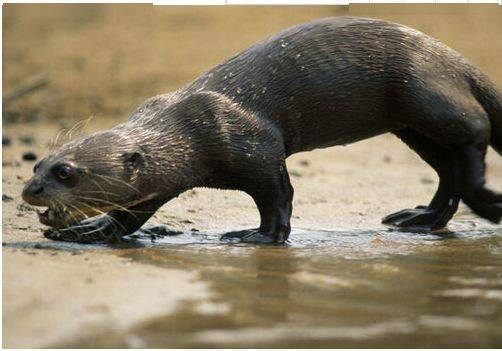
(22, 180), (45, 205)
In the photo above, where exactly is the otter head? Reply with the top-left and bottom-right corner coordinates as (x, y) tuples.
(22, 128), (153, 229)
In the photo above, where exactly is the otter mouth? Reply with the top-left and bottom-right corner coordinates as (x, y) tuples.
(36, 204), (91, 229)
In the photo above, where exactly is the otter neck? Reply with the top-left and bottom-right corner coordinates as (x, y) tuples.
(120, 122), (210, 198)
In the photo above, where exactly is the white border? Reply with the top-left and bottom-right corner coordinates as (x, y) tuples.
(1, 0), (500, 4)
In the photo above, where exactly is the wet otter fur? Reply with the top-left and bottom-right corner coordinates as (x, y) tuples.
(22, 17), (502, 244)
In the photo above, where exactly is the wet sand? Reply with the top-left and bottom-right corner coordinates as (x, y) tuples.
(2, 122), (502, 347)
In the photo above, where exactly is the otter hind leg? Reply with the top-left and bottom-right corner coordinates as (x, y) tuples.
(383, 142), (502, 229)
(221, 160), (293, 244)
(385, 88), (502, 227)
(382, 129), (460, 230)
(457, 145), (502, 223)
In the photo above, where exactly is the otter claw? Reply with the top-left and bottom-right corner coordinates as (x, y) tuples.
(44, 216), (120, 244)
(44, 227), (109, 244)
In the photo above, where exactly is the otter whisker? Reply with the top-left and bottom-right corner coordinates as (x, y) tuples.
(65, 116), (93, 141)
(55, 199), (81, 224)
(72, 200), (129, 234)
(66, 208), (82, 227)
(50, 128), (67, 151)
(64, 202), (90, 223)
(84, 190), (119, 197)
(75, 195), (139, 219)
(91, 173), (140, 193)
(85, 177), (115, 197)
(76, 194), (158, 216)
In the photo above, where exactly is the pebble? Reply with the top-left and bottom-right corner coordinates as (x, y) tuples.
(420, 176), (434, 184)
(19, 135), (35, 145)
(22, 152), (38, 161)
(2, 194), (14, 202)
(2, 136), (12, 146)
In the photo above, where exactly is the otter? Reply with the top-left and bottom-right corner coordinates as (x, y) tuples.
(22, 17), (502, 244)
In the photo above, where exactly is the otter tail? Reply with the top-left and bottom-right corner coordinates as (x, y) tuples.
(468, 71), (502, 156)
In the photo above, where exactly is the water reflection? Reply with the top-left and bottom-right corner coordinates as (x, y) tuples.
(105, 221), (501, 347)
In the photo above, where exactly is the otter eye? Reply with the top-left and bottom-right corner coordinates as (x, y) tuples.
(51, 164), (79, 187)
(52, 164), (73, 181)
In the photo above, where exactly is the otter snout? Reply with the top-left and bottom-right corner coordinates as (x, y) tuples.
(22, 179), (46, 206)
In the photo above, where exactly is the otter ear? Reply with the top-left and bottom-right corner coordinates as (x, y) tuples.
(122, 151), (144, 181)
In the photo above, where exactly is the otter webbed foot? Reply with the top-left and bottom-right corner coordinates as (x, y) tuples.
(220, 228), (288, 244)
(44, 216), (123, 244)
(382, 206), (454, 230)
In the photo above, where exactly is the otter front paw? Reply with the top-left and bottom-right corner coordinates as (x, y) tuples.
(44, 216), (122, 244)
(220, 228), (287, 244)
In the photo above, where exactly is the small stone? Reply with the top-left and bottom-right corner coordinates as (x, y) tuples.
(420, 176), (434, 184)
(2, 194), (14, 202)
(2, 136), (12, 146)
(22, 152), (37, 161)
(19, 135), (35, 145)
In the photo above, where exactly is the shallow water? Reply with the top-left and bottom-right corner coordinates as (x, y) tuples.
(38, 219), (501, 348)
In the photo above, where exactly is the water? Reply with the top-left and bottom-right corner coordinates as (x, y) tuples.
(45, 219), (502, 348)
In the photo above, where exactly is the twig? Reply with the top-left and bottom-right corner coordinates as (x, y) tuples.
(3, 73), (50, 105)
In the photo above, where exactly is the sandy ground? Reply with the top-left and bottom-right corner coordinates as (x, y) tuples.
(3, 4), (502, 348)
